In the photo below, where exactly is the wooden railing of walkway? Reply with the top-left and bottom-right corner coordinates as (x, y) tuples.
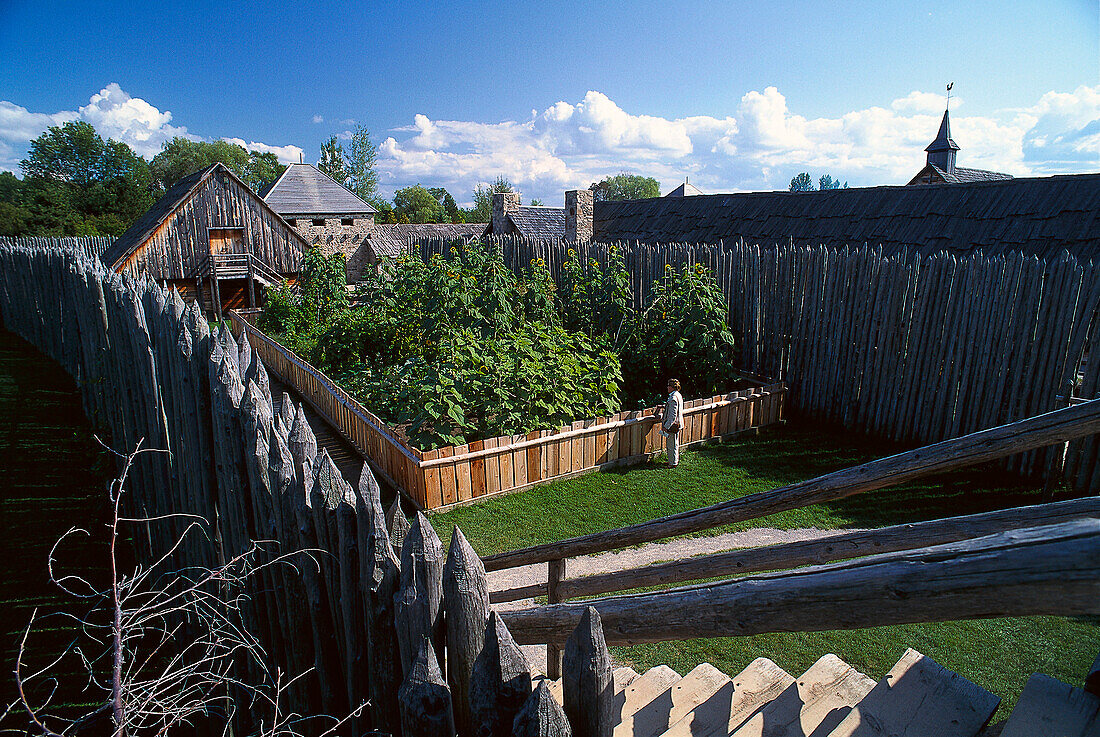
(484, 397), (1100, 676)
(229, 308), (786, 510)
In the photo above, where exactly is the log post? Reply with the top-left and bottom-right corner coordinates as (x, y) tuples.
(388, 497), (411, 559)
(546, 558), (565, 678)
(398, 638), (456, 737)
(360, 464), (404, 734)
(396, 512), (446, 676)
(470, 612), (532, 737)
(563, 607), (614, 737)
(513, 680), (573, 737)
(443, 526), (490, 737)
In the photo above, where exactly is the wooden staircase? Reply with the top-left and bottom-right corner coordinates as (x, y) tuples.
(531, 648), (1100, 737)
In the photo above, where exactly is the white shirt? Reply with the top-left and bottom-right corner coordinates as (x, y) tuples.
(663, 390), (684, 432)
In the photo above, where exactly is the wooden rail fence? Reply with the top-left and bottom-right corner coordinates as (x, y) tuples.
(229, 309), (786, 510)
(418, 238), (1100, 494)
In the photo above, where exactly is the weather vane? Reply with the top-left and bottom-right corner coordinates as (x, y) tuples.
(947, 82), (954, 111)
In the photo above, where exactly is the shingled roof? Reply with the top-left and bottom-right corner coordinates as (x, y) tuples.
(368, 223), (484, 257)
(262, 163), (378, 217)
(103, 164), (216, 269)
(482, 205), (566, 240)
(591, 173), (1100, 259)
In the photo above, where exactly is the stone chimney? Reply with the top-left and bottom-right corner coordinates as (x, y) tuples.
(491, 192), (520, 235)
(565, 189), (594, 243)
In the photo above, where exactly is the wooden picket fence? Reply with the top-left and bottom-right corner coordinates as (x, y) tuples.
(229, 309), (785, 509)
(418, 237), (1100, 493)
(0, 234), (113, 261)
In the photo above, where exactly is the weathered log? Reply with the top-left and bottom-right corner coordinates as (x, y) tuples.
(501, 520), (1100, 646)
(362, 474), (404, 734)
(309, 450), (349, 663)
(238, 327), (252, 381)
(398, 637), (456, 737)
(483, 398), (1100, 571)
(514, 497), (1100, 602)
(395, 512), (446, 675)
(388, 497), (411, 559)
(288, 402), (318, 470)
(563, 607), (614, 737)
(277, 390), (294, 437)
(513, 680), (573, 737)
(443, 526), (490, 737)
(470, 611), (533, 737)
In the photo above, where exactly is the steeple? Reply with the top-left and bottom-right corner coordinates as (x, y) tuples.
(925, 109), (960, 175)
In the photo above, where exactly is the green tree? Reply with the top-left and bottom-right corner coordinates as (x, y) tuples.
(348, 125), (379, 202)
(819, 174), (848, 190)
(589, 173), (660, 201)
(789, 172), (814, 191)
(150, 137), (285, 192)
(427, 187), (460, 222)
(19, 121), (153, 236)
(318, 136), (350, 186)
(0, 171), (31, 236)
(467, 175), (514, 223)
(393, 185), (444, 223)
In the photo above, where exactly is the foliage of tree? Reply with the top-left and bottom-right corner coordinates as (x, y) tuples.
(789, 172), (849, 191)
(428, 187), (461, 222)
(149, 137), (285, 193)
(465, 175), (515, 223)
(318, 135), (350, 186)
(589, 173), (661, 201)
(393, 185), (444, 223)
(348, 125), (379, 201)
(3, 121), (154, 236)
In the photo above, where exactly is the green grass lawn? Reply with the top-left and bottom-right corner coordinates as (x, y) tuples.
(429, 422), (1100, 722)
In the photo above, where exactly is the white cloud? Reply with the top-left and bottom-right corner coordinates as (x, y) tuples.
(311, 114), (323, 124)
(375, 85), (1100, 204)
(0, 84), (303, 172)
(222, 137), (304, 165)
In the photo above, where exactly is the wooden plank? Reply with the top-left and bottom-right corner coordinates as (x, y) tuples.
(499, 434), (515, 492)
(470, 439), (487, 497)
(830, 648), (999, 737)
(439, 445), (457, 506)
(657, 658), (794, 737)
(484, 437), (502, 496)
(998, 673), (1099, 737)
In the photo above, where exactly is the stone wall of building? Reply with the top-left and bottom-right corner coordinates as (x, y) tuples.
(491, 192), (520, 235)
(286, 216), (375, 252)
(565, 190), (594, 242)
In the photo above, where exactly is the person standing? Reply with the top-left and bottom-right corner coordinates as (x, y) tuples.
(661, 378), (685, 467)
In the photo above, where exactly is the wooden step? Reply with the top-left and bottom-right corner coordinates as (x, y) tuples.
(623, 663), (731, 737)
(537, 664), (648, 708)
(615, 666), (642, 690)
(656, 657), (794, 737)
(827, 648), (1000, 737)
(998, 673), (1100, 737)
(729, 654), (876, 737)
(613, 665), (682, 736)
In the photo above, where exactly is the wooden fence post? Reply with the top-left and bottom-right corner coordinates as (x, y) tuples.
(546, 558), (565, 678)
(443, 526), (490, 737)
(398, 638), (456, 737)
(388, 497), (411, 559)
(563, 606), (614, 737)
(470, 611), (533, 737)
(396, 512), (446, 676)
(513, 680), (573, 737)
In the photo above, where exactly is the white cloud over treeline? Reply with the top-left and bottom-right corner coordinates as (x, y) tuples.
(0, 83), (304, 171)
(0, 83), (1096, 205)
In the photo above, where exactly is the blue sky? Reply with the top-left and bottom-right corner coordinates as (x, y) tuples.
(1, 0), (1097, 204)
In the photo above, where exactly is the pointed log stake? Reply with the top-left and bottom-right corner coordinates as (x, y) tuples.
(399, 637), (456, 737)
(396, 512), (445, 676)
(363, 475), (403, 734)
(238, 327), (252, 380)
(389, 497), (411, 561)
(563, 607), (614, 737)
(277, 391), (294, 437)
(444, 527), (491, 737)
(288, 402), (318, 470)
(513, 681), (573, 737)
(470, 611), (533, 737)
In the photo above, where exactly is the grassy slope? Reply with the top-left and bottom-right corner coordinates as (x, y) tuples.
(430, 423), (1100, 721)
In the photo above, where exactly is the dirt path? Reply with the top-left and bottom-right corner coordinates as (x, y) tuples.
(489, 525), (869, 674)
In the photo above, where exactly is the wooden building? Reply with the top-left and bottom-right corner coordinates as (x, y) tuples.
(103, 163), (307, 316)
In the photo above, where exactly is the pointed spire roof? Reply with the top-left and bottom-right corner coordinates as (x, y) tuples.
(925, 110), (960, 153)
(665, 181), (705, 197)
